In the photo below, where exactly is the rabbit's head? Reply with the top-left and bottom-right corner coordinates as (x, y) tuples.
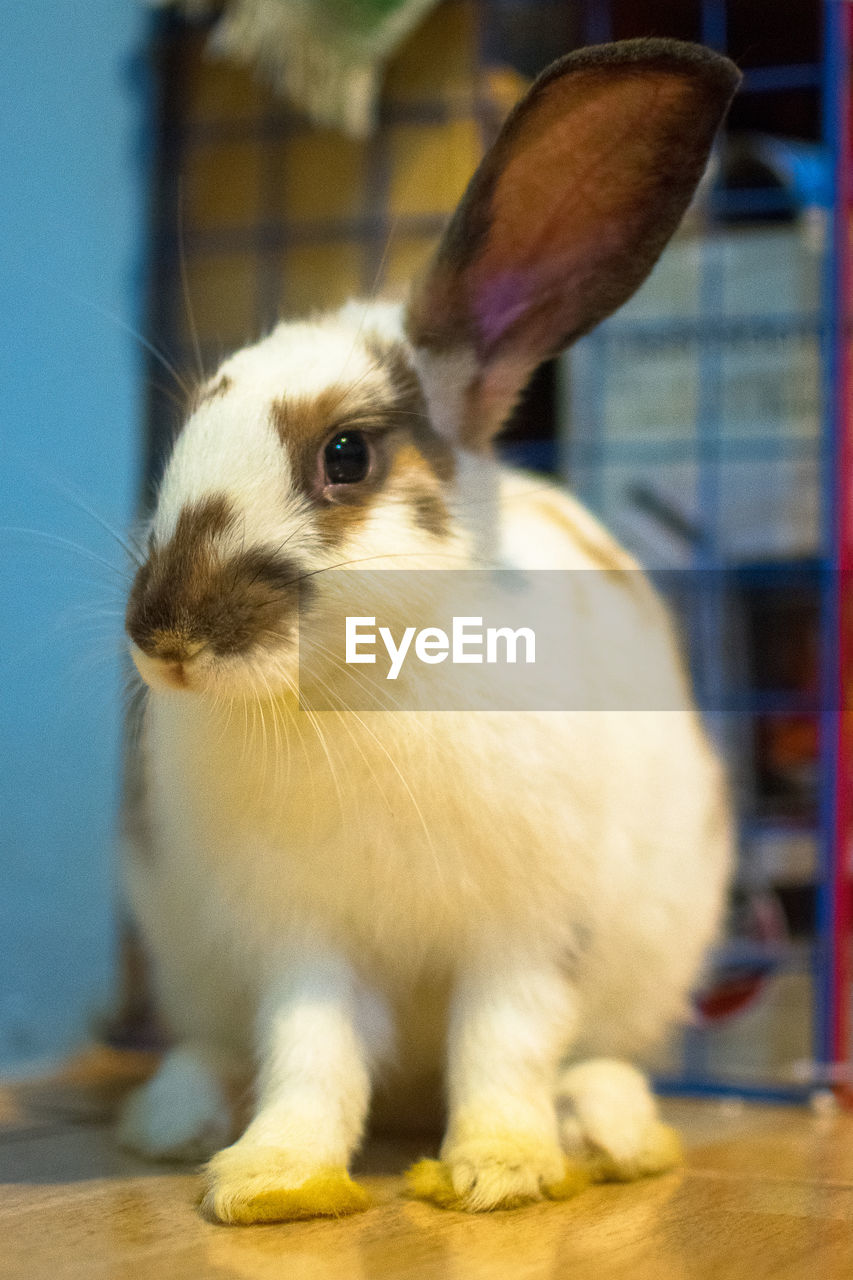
(126, 39), (738, 697)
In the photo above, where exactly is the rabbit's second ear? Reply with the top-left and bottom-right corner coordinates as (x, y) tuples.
(405, 39), (739, 448)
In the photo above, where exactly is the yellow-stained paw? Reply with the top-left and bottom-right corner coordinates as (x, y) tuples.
(201, 1144), (370, 1224)
(406, 1136), (590, 1212)
(587, 1120), (683, 1184)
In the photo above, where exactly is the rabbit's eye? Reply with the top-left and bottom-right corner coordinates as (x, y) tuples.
(323, 430), (371, 485)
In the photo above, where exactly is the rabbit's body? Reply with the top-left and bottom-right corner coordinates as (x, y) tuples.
(127, 440), (728, 1067)
(119, 40), (740, 1220)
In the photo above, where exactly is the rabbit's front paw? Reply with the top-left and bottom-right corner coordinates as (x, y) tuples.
(585, 1119), (682, 1182)
(201, 1143), (370, 1223)
(407, 1134), (589, 1212)
(558, 1059), (682, 1182)
(117, 1054), (231, 1162)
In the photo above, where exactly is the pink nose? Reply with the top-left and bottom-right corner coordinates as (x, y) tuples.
(130, 644), (197, 692)
(160, 661), (188, 689)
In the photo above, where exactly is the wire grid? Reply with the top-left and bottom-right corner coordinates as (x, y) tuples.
(145, 0), (552, 478)
(143, 0), (850, 1098)
(562, 0), (850, 1100)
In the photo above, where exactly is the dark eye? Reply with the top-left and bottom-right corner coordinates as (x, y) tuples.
(323, 430), (371, 485)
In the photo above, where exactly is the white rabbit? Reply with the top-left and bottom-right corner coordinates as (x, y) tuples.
(118, 39), (740, 1221)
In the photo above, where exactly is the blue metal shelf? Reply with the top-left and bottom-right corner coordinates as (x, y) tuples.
(571, 0), (838, 1101)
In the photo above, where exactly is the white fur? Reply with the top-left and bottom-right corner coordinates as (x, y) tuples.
(410, 346), (479, 441)
(116, 1041), (235, 1160)
(121, 33), (740, 1213)
(121, 302), (731, 1213)
(556, 1059), (677, 1178)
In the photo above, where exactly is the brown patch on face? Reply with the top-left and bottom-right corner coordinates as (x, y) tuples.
(365, 337), (456, 485)
(270, 336), (455, 550)
(386, 443), (451, 540)
(409, 488), (451, 539)
(271, 387), (381, 549)
(271, 386), (359, 496)
(126, 495), (309, 662)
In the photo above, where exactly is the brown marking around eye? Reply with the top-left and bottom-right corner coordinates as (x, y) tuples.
(270, 337), (455, 549)
(271, 385), (356, 496)
(271, 387), (383, 548)
(126, 494), (309, 661)
(364, 337), (456, 485)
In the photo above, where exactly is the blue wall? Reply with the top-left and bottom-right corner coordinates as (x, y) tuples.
(0, 4), (148, 1067)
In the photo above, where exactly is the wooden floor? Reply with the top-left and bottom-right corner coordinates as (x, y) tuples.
(3, 1048), (853, 1279)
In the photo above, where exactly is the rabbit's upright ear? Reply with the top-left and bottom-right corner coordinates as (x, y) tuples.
(405, 39), (739, 447)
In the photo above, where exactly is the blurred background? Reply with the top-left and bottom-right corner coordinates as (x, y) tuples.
(1, 0), (849, 1100)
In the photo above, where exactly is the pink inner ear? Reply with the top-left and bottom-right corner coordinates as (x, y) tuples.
(466, 71), (696, 356)
(475, 270), (535, 348)
(472, 229), (626, 354)
(407, 46), (738, 446)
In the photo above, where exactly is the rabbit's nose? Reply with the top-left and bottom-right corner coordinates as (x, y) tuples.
(150, 660), (188, 691)
(148, 632), (207, 663)
(157, 659), (189, 690)
(130, 627), (206, 664)
(129, 642), (204, 692)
